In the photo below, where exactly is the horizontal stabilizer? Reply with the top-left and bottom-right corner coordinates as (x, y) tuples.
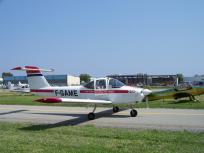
(11, 66), (54, 72)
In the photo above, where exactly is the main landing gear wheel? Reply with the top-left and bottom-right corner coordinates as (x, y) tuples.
(113, 106), (119, 113)
(88, 104), (96, 120)
(130, 109), (138, 117)
(88, 113), (95, 120)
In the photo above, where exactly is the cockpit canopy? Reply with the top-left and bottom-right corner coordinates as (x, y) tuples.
(83, 78), (125, 89)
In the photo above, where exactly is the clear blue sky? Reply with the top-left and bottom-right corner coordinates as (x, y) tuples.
(0, 0), (204, 77)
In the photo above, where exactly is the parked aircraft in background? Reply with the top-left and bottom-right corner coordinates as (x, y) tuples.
(147, 84), (204, 101)
(8, 81), (30, 93)
(12, 66), (152, 120)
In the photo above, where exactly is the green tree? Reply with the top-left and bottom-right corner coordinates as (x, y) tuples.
(80, 74), (91, 83)
(177, 73), (184, 83)
(2, 72), (13, 78)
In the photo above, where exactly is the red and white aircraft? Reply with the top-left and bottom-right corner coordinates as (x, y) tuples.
(12, 66), (152, 120)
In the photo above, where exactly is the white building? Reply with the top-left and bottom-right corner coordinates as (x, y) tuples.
(67, 75), (80, 86)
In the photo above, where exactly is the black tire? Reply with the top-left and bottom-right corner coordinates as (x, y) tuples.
(113, 106), (119, 113)
(130, 109), (138, 117)
(88, 113), (95, 120)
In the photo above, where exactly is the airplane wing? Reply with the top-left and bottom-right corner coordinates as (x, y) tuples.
(35, 97), (112, 104)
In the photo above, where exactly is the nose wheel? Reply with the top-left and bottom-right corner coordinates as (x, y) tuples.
(113, 106), (119, 113)
(88, 112), (95, 120)
(130, 109), (138, 117)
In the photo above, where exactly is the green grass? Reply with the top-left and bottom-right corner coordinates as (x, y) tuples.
(136, 99), (204, 109)
(1, 91), (204, 109)
(0, 122), (203, 153)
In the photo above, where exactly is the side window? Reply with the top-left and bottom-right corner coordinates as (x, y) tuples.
(84, 81), (94, 89)
(96, 79), (106, 89)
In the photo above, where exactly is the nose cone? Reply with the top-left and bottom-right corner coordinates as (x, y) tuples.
(142, 89), (152, 96)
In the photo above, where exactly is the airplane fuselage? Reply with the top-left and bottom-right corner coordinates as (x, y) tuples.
(31, 85), (144, 104)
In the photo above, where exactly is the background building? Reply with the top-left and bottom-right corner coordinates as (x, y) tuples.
(3, 75), (80, 86)
(107, 74), (177, 86)
(184, 75), (204, 86)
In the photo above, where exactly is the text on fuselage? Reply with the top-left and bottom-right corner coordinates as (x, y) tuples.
(54, 90), (78, 97)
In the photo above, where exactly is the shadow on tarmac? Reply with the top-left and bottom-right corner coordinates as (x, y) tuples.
(20, 108), (129, 131)
(0, 110), (27, 115)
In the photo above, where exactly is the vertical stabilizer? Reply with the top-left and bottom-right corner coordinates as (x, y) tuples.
(11, 66), (52, 89)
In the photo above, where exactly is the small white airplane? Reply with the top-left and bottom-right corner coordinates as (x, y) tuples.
(12, 66), (152, 120)
(8, 81), (30, 93)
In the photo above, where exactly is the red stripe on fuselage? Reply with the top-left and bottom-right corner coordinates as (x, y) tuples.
(27, 70), (41, 74)
(80, 90), (95, 93)
(31, 89), (54, 93)
(80, 90), (129, 94)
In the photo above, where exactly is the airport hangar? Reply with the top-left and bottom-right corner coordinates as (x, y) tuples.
(107, 74), (177, 86)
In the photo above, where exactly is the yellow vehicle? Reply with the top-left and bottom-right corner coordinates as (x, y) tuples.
(147, 85), (204, 101)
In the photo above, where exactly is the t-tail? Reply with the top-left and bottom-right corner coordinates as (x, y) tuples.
(11, 66), (53, 89)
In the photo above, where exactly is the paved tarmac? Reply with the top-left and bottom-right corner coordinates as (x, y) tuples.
(0, 105), (204, 132)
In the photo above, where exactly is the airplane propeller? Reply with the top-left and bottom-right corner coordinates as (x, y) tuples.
(141, 89), (152, 108)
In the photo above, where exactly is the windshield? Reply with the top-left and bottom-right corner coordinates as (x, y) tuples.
(109, 78), (125, 88)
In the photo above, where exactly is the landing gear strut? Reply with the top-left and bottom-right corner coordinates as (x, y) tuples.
(130, 109), (138, 117)
(189, 95), (199, 102)
(113, 106), (119, 113)
(88, 104), (96, 120)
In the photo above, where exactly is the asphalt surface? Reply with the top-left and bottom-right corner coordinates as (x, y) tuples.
(0, 105), (204, 132)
